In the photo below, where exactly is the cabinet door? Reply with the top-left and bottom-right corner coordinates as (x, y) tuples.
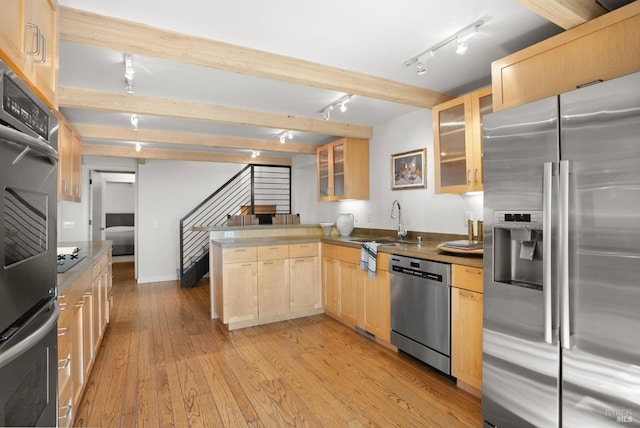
(470, 87), (492, 192)
(222, 262), (258, 323)
(57, 119), (74, 201)
(0, 0), (23, 69)
(258, 259), (289, 317)
(434, 95), (473, 194)
(322, 257), (339, 316)
(363, 270), (391, 342)
(91, 276), (102, 355)
(290, 256), (319, 312)
(82, 292), (93, 378)
(23, 0), (57, 108)
(71, 302), (84, 404)
(451, 287), (483, 392)
(71, 129), (82, 201)
(318, 146), (331, 200)
(338, 261), (361, 325)
(332, 143), (345, 198)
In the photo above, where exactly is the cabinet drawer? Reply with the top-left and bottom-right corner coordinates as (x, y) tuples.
(223, 247), (257, 263)
(334, 245), (360, 264)
(289, 242), (318, 258)
(452, 265), (483, 293)
(322, 243), (336, 259)
(257, 245), (289, 261)
(58, 377), (73, 428)
(58, 340), (72, 394)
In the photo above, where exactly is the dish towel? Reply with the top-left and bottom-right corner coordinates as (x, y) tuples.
(360, 242), (382, 278)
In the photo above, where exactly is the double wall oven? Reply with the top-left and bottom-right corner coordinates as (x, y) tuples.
(0, 59), (59, 426)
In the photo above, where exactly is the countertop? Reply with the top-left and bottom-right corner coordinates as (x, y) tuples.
(211, 234), (483, 268)
(57, 240), (112, 292)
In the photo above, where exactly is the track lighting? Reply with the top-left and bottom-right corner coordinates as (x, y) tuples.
(130, 114), (139, 130)
(251, 150), (261, 158)
(320, 94), (353, 121)
(135, 142), (141, 152)
(276, 130), (294, 144)
(124, 53), (135, 94)
(403, 18), (487, 73)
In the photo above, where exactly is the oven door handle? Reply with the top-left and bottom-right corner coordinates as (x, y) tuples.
(0, 301), (59, 369)
(0, 124), (58, 165)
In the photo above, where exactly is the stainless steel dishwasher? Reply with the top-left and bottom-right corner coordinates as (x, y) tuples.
(390, 254), (451, 374)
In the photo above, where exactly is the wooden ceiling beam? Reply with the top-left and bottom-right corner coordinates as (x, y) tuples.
(59, 6), (453, 109)
(59, 87), (372, 140)
(515, 0), (606, 29)
(83, 144), (292, 165)
(75, 125), (321, 154)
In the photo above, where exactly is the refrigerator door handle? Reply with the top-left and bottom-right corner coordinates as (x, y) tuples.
(560, 160), (571, 349)
(543, 162), (553, 344)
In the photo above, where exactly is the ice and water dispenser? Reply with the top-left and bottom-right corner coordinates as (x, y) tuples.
(493, 211), (544, 290)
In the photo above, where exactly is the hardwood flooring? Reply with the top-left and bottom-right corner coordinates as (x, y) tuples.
(75, 262), (482, 427)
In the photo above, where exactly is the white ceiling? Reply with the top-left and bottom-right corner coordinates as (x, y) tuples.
(57, 0), (563, 158)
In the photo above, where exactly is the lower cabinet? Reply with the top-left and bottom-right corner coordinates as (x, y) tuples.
(57, 248), (112, 426)
(212, 242), (321, 329)
(451, 264), (484, 397)
(321, 243), (391, 344)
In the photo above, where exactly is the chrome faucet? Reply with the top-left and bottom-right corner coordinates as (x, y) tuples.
(391, 200), (407, 240)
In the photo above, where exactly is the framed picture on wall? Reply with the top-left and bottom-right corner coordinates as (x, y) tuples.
(391, 148), (427, 190)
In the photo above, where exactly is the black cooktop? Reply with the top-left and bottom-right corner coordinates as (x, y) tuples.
(57, 252), (86, 273)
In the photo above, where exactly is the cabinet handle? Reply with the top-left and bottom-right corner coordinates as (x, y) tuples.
(58, 358), (71, 370)
(76, 302), (84, 308)
(459, 291), (475, 299)
(467, 169), (471, 186)
(34, 33), (46, 64)
(465, 268), (481, 276)
(59, 302), (68, 310)
(24, 23), (41, 56)
(57, 327), (69, 337)
(58, 404), (72, 421)
(235, 249), (246, 252)
(74, 184), (79, 196)
(474, 168), (479, 185)
(241, 263), (252, 267)
(263, 261), (274, 265)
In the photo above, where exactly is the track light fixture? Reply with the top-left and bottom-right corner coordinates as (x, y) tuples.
(124, 53), (135, 94)
(130, 114), (139, 130)
(135, 142), (141, 152)
(320, 94), (353, 121)
(403, 18), (487, 75)
(276, 130), (294, 144)
(251, 150), (261, 158)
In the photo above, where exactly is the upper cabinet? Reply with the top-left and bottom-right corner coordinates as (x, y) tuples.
(492, 1), (640, 112)
(317, 138), (369, 201)
(57, 114), (83, 202)
(433, 86), (492, 194)
(0, 0), (58, 109)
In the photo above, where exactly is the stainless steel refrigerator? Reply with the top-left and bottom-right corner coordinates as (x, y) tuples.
(482, 71), (640, 427)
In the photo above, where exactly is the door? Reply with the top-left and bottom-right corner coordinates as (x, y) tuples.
(560, 71), (640, 427)
(482, 96), (561, 427)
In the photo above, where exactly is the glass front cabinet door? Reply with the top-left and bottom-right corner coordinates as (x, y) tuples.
(433, 86), (492, 194)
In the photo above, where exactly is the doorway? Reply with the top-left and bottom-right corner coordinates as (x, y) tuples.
(89, 171), (136, 264)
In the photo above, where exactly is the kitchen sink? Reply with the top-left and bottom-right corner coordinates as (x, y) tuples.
(347, 237), (398, 245)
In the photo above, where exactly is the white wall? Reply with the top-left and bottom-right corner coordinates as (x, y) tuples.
(136, 160), (243, 283)
(104, 182), (135, 213)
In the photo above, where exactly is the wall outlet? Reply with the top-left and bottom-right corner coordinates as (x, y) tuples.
(63, 221), (74, 229)
(464, 211), (473, 227)
(224, 231), (234, 238)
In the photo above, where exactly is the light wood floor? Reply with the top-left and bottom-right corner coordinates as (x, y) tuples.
(75, 262), (482, 427)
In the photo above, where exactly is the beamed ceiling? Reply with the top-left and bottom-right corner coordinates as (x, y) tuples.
(56, 0), (608, 164)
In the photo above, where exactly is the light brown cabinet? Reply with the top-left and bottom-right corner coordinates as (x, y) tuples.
(492, 2), (640, 112)
(433, 86), (492, 194)
(317, 138), (369, 201)
(212, 242), (322, 329)
(451, 264), (483, 397)
(289, 243), (321, 312)
(0, 0), (58, 108)
(57, 114), (83, 202)
(321, 243), (391, 343)
(58, 249), (112, 426)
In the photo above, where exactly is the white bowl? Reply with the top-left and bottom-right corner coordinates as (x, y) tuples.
(319, 223), (334, 236)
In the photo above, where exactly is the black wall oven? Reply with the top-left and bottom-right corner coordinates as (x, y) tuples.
(0, 59), (59, 427)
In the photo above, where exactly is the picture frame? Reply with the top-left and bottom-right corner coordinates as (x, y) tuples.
(391, 148), (427, 190)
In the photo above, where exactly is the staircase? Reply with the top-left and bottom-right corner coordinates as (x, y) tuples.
(179, 164), (292, 288)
